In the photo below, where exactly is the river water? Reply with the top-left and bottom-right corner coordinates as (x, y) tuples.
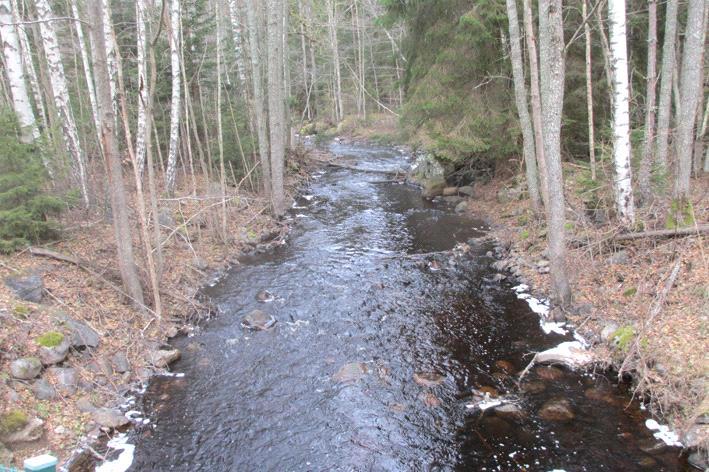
(127, 143), (686, 471)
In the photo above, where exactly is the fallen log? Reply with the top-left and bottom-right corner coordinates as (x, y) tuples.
(613, 224), (709, 241)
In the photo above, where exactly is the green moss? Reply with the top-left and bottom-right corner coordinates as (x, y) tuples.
(612, 325), (636, 352)
(12, 304), (29, 319)
(0, 409), (28, 435)
(520, 229), (530, 239)
(623, 287), (637, 297)
(564, 222), (575, 231)
(665, 199), (695, 229)
(517, 214), (529, 226)
(36, 331), (64, 348)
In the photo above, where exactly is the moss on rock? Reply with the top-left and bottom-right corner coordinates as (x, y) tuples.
(0, 410), (28, 435)
(36, 331), (65, 348)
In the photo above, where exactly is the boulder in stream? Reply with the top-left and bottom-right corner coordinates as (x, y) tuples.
(332, 362), (368, 383)
(413, 372), (444, 387)
(538, 398), (575, 422)
(256, 290), (275, 303)
(93, 408), (130, 429)
(241, 309), (276, 330)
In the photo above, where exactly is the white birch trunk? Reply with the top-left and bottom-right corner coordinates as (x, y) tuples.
(583, 0), (596, 181)
(608, 0), (635, 224)
(34, 0), (89, 206)
(327, 0), (343, 122)
(135, 0), (149, 175)
(505, 0), (541, 212)
(0, 0), (38, 143)
(227, 0), (247, 87)
(165, 0), (182, 193)
(12, 0), (46, 132)
(102, 1), (117, 119)
(655, 0), (678, 173)
(538, 0), (572, 305)
(70, 0), (100, 148)
(673, 0), (706, 198)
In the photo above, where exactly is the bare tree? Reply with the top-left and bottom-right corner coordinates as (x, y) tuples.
(89, 0), (145, 309)
(608, 0), (635, 224)
(0, 0), (39, 144)
(673, 0), (706, 199)
(582, 0), (596, 181)
(165, 0), (182, 194)
(326, 0), (344, 122)
(505, 0), (541, 213)
(267, 0), (286, 215)
(638, 0), (657, 204)
(135, 0), (149, 175)
(34, 0), (89, 206)
(538, 0), (572, 305)
(655, 0), (678, 174)
(69, 0), (100, 149)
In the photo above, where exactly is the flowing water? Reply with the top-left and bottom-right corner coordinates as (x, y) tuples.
(127, 142), (686, 471)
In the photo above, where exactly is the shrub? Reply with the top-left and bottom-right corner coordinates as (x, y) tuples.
(0, 111), (62, 253)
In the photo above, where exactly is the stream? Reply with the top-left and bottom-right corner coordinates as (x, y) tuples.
(125, 142), (686, 471)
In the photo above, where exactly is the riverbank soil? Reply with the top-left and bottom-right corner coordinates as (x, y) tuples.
(463, 167), (708, 462)
(0, 163), (309, 467)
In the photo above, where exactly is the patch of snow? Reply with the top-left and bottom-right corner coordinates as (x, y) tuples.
(573, 332), (589, 346)
(95, 434), (135, 472)
(645, 419), (683, 446)
(512, 284), (529, 293)
(156, 372), (185, 378)
(302, 195), (315, 201)
(541, 320), (568, 335)
(535, 341), (594, 368)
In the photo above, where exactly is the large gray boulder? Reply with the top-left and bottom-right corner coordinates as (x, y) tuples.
(409, 153), (447, 198)
(10, 358), (42, 380)
(1, 418), (44, 444)
(60, 315), (100, 348)
(32, 379), (57, 401)
(5, 275), (43, 303)
(92, 408), (130, 429)
(47, 367), (77, 395)
(149, 349), (181, 368)
(38, 338), (70, 365)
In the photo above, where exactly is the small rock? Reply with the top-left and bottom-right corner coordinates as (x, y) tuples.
(636, 437), (669, 455)
(490, 273), (506, 282)
(38, 338), (70, 365)
(491, 260), (507, 272)
(158, 208), (175, 227)
(584, 387), (621, 406)
(607, 250), (629, 265)
(10, 357), (42, 380)
(48, 367), (77, 395)
(76, 396), (96, 413)
(688, 451), (709, 471)
(520, 381), (546, 394)
(333, 362), (368, 383)
(494, 403), (526, 419)
(111, 352), (130, 373)
(241, 309), (276, 330)
(0, 442), (13, 465)
(420, 392), (441, 408)
(1, 418), (44, 444)
(149, 349), (181, 368)
(4, 275), (43, 302)
(454, 201), (468, 214)
(61, 316), (100, 349)
(496, 188), (512, 204)
(413, 372), (444, 387)
(427, 260), (443, 272)
(573, 303), (593, 316)
(536, 259), (550, 268)
(87, 357), (113, 377)
(442, 187), (459, 197)
(422, 180), (446, 198)
(538, 398), (574, 422)
(494, 360), (516, 374)
(165, 324), (179, 338)
(549, 307), (567, 322)
(92, 408), (130, 429)
(601, 323), (619, 341)
(537, 266), (550, 274)
(682, 424), (709, 449)
(32, 379), (57, 401)
(534, 366), (565, 381)
(192, 257), (209, 271)
(256, 290), (275, 303)
(477, 386), (500, 398)
(458, 186), (475, 197)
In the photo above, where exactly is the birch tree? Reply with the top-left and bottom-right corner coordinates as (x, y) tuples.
(0, 0), (39, 143)
(89, 0), (145, 309)
(165, 0), (182, 193)
(637, 0), (657, 203)
(12, 0), (46, 132)
(267, 0), (286, 215)
(326, 0), (344, 122)
(245, 0), (271, 196)
(34, 0), (89, 206)
(654, 0), (678, 174)
(505, 0), (541, 213)
(70, 0), (100, 149)
(673, 0), (706, 199)
(582, 0), (596, 181)
(135, 0), (148, 174)
(538, 0), (571, 305)
(608, 0), (635, 224)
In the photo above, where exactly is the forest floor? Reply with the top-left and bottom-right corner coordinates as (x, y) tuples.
(463, 168), (708, 459)
(0, 157), (313, 467)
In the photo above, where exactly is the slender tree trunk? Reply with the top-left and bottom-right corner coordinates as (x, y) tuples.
(522, 0), (550, 207)
(89, 0), (145, 309)
(135, 0), (149, 175)
(538, 0), (572, 305)
(327, 0), (343, 122)
(298, 0), (311, 121)
(227, 0), (248, 88)
(165, 0), (182, 193)
(699, 97), (709, 173)
(0, 0), (39, 143)
(12, 0), (47, 132)
(608, 0), (635, 224)
(583, 0), (597, 181)
(593, 3), (614, 96)
(101, 1), (118, 120)
(245, 0), (271, 196)
(638, 0), (657, 204)
(655, 0), (679, 174)
(673, 0), (706, 199)
(505, 0), (541, 213)
(267, 0), (286, 215)
(216, 3), (228, 238)
(34, 0), (89, 207)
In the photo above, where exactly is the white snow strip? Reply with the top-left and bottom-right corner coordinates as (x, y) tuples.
(535, 341), (594, 368)
(645, 419), (683, 446)
(95, 434), (135, 472)
(156, 372), (185, 378)
(541, 320), (568, 336)
(302, 195), (314, 201)
(573, 332), (589, 346)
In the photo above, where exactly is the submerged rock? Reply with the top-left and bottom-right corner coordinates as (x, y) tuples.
(413, 372), (444, 387)
(494, 360), (516, 374)
(149, 349), (181, 368)
(241, 309), (276, 330)
(333, 362), (368, 383)
(420, 392), (441, 408)
(538, 398), (575, 422)
(256, 290), (275, 303)
(494, 403), (526, 419)
(454, 201), (468, 214)
(5, 275), (43, 302)
(10, 358), (42, 380)
(534, 366), (565, 381)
